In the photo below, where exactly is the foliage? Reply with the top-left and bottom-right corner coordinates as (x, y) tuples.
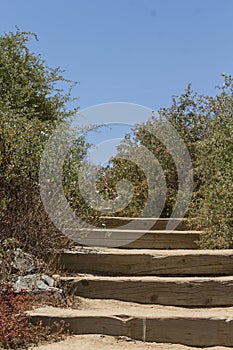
(0, 29), (232, 252)
(0, 30), (90, 266)
(96, 85), (208, 218)
(62, 136), (100, 222)
(0, 29), (77, 121)
(96, 76), (232, 248)
(0, 284), (69, 349)
(190, 75), (233, 248)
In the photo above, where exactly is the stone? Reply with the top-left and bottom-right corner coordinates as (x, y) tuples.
(11, 248), (43, 275)
(12, 273), (66, 303)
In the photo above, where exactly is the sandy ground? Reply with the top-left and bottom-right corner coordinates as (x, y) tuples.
(31, 335), (232, 350)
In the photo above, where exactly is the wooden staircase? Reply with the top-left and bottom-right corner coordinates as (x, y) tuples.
(29, 217), (233, 347)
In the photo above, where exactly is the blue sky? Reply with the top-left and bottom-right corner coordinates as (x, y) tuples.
(1, 0), (233, 157)
(1, 0), (233, 111)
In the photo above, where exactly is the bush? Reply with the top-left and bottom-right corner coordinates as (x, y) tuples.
(0, 30), (91, 268)
(96, 76), (233, 248)
(0, 284), (69, 349)
(190, 75), (233, 248)
(96, 85), (207, 218)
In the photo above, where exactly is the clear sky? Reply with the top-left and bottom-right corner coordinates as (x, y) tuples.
(1, 0), (233, 112)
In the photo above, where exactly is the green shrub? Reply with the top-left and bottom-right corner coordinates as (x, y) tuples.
(96, 76), (233, 249)
(190, 75), (233, 248)
(0, 30), (90, 267)
(97, 85), (207, 218)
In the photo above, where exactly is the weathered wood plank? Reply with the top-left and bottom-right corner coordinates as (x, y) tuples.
(72, 228), (201, 249)
(29, 301), (233, 347)
(99, 217), (189, 230)
(58, 249), (233, 276)
(60, 275), (233, 306)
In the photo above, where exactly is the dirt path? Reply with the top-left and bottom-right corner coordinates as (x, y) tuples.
(32, 334), (232, 350)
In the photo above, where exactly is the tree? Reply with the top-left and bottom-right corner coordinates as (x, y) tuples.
(0, 30), (87, 260)
(191, 75), (233, 248)
(97, 76), (233, 248)
(0, 29), (76, 122)
(97, 85), (208, 218)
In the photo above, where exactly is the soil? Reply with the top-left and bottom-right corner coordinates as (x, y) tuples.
(31, 334), (232, 350)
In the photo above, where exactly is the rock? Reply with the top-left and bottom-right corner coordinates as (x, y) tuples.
(1, 247), (67, 305)
(11, 248), (43, 275)
(13, 275), (32, 291)
(41, 274), (55, 287)
(52, 274), (61, 287)
(12, 273), (66, 304)
(37, 279), (50, 290)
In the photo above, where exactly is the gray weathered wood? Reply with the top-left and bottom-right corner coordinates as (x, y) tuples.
(58, 249), (233, 276)
(99, 217), (189, 230)
(29, 301), (233, 347)
(59, 275), (233, 306)
(73, 228), (201, 249)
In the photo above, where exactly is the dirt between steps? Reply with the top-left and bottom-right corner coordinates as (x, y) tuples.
(31, 334), (232, 350)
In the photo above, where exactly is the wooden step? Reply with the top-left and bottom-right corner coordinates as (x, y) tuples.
(73, 228), (201, 249)
(99, 217), (189, 230)
(29, 297), (233, 347)
(58, 248), (233, 276)
(59, 275), (233, 307)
